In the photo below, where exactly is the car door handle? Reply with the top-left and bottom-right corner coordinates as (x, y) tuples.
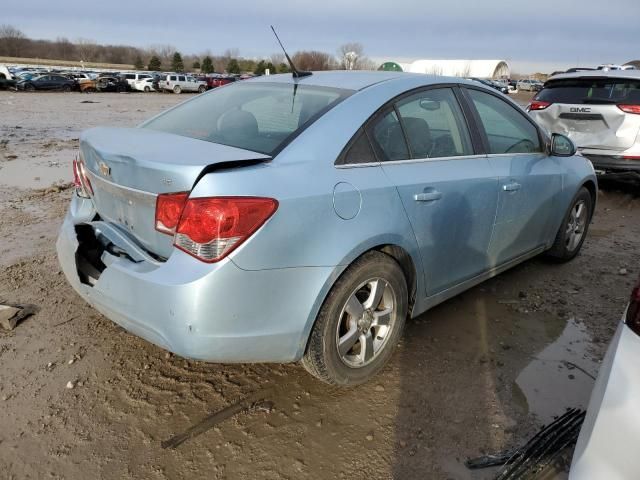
(502, 182), (521, 192)
(414, 191), (442, 202)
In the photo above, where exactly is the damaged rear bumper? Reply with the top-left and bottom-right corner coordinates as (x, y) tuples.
(582, 153), (640, 174)
(56, 199), (336, 363)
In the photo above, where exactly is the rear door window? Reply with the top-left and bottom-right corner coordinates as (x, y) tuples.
(467, 89), (542, 154)
(395, 88), (473, 158)
(536, 77), (640, 105)
(169, 75), (176, 81)
(178, 76), (186, 82)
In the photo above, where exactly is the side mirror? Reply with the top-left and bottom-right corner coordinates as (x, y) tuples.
(550, 133), (576, 157)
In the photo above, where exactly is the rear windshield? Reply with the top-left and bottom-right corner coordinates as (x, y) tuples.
(142, 82), (352, 155)
(536, 77), (640, 105)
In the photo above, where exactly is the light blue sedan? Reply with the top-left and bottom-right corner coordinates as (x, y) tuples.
(57, 71), (597, 385)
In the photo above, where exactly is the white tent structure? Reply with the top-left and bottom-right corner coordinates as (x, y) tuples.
(380, 59), (510, 79)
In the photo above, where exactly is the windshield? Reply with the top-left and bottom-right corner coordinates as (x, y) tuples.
(536, 77), (640, 105)
(142, 82), (353, 155)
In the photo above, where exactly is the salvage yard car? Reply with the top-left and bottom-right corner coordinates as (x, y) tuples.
(95, 76), (130, 92)
(133, 77), (156, 92)
(517, 79), (543, 92)
(57, 71), (597, 385)
(158, 73), (207, 93)
(569, 273), (640, 479)
(528, 70), (640, 175)
(121, 72), (152, 88)
(203, 73), (237, 90)
(16, 74), (77, 91)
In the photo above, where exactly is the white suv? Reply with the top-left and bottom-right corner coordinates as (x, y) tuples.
(121, 72), (152, 88)
(528, 70), (640, 175)
(159, 74), (206, 94)
(517, 79), (543, 92)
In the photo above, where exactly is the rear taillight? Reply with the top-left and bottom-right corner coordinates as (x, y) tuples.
(623, 155), (640, 160)
(73, 157), (82, 189)
(155, 192), (189, 235)
(626, 276), (640, 335)
(72, 156), (93, 198)
(173, 197), (278, 263)
(618, 104), (640, 115)
(527, 100), (552, 111)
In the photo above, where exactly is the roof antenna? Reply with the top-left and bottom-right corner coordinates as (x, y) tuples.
(270, 26), (312, 79)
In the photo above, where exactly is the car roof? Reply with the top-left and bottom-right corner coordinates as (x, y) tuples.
(548, 69), (640, 82)
(248, 70), (460, 91)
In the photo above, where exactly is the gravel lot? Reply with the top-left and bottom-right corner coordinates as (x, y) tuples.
(1, 91), (639, 480)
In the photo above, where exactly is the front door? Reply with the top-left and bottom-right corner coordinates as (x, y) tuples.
(464, 88), (562, 265)
(371, 87), (500, 296)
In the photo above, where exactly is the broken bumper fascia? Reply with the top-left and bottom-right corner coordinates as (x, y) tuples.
(569, 315), (640, 480)
(582, 153), (640, 174)
(56, 202), (336, 363)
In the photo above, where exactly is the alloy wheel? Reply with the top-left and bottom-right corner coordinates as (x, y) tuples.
(336, 278), (397, 368)
(565, 200), (587, 251)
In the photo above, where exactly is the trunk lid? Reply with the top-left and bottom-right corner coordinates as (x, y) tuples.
(533, 103), (640, 151)
(532, 75), (640, 151)
(79, 127), (270, 259)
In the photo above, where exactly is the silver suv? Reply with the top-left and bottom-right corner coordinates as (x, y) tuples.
(528, 70), (640, 174)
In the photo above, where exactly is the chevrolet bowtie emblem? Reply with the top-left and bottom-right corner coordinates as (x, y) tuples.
(99, 161), (111, 178)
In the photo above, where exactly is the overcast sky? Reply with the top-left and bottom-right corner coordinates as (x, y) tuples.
(4, 0), (639, 73)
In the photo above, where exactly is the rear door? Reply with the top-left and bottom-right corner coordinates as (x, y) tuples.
(375, 86), (500, 296)
(36, 75), (52, 90)
(531, 76), (640, 152)
(464, 87), (562, 265)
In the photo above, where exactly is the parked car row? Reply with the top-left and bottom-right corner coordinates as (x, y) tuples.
(1, 65), (244, 94)
(467, 77), (510, 94)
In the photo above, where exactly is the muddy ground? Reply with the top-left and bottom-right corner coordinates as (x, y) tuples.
(1, 91), (639, 480)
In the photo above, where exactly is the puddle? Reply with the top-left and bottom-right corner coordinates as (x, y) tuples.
(514, 318), (598, 423)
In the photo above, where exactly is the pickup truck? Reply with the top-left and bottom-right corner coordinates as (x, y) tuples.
(158, 74), (206, 94)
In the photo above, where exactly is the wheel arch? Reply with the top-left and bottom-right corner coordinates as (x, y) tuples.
(581, 179), (597, 220)
(294, 241), (422, 361)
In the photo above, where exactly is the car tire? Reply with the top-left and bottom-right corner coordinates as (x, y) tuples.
(144, 86), (150, 92)
(24, 83), (35, 91)
(198, 85), (206, 93)
(62, 85), (71, 92)
(302, 251), (408, 386)
(173, 85), (181, 94)
(546, 187), (593, 262)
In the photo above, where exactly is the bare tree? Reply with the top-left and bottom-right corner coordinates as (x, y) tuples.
(338, 42), (364, 70)
(356, 57), (378, 71)
(223, 48), (240, 60)
(150, 44), (177, 70)
(292, 50), (334, 71)
(270, 52), (285, 67)
(0, 24), (27, 57)
(75, 38), (98, 62)
(53, 37), (75, 60)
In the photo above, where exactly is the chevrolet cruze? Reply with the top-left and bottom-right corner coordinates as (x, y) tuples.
(57, 71), (597, 385)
